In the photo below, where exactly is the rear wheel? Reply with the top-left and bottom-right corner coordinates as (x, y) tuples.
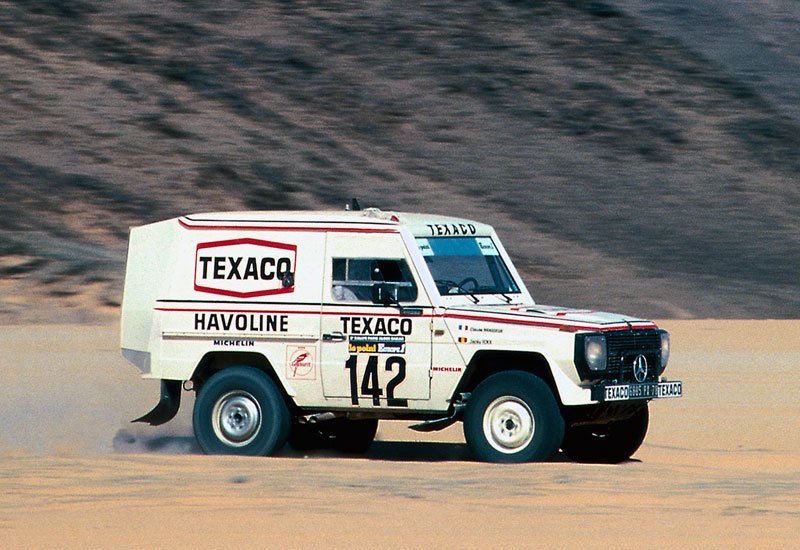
(193, 366), (290, 456)
(561, 404), (649, 463)
(329, 418), (378, 454)
(463, 371), (564, 463)
(287, 421), (326, 451)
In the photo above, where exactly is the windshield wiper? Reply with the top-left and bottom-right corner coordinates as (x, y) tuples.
(498, 293), (513, 304)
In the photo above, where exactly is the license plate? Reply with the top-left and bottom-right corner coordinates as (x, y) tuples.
(595, 381), (683, 402)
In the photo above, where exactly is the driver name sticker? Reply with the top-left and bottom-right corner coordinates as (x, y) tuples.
(459, 324), (503, 334)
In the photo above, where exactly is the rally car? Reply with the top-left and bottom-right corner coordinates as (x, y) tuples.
(121, 207), (681, 463)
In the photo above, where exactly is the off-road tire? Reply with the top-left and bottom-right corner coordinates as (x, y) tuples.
(328, 418), (378, 454)
(463, 371), (564, 463)
(287, 421), (326, 451)
(193, 366), (290, 456)
(561, 404), (649, 463)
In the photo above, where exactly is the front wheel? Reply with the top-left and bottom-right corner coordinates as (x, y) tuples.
(463, 372), (564, 463)
(193, 366), (290, 456)
(561, 404), (649, 463)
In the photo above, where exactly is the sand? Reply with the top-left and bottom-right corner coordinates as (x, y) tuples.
(1, 320), (798, 548)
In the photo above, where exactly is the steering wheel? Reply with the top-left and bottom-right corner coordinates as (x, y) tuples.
(435, 278), (479, 294)
(457, 277), (479, 291)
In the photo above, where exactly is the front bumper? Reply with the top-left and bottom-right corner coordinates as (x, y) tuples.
(591, 380), (683, 402)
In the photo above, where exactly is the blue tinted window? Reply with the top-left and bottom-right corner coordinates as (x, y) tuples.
(416, 237), (520, 295)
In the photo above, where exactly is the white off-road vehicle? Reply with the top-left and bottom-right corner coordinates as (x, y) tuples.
(120, 207), (681, 463)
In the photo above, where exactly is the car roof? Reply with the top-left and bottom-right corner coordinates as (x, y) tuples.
(180, 209), (494, 237)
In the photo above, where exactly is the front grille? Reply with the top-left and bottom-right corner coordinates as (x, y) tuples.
(605, 330), (663, 383)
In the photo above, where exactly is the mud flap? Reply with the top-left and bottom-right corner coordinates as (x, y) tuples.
(132, 380), (182, 426)
(408, 396), (469, 432)
(408, 415), (458, 433)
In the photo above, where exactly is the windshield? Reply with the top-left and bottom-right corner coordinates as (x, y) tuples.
(416, 237), (520, 295)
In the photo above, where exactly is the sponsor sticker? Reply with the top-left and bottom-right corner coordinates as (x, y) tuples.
(212, 339), (255, 347)
(432, 366), (463, 373)
(195, 313), (289, 332)
(426, 223), (477, 236)
(349, 336), (406, 354)
(417, 238), (434, 257)
(476, 237), (499, 256)
(194, 238), (297, 298)
(286, 346), (316, 380)
(340, 316), (412, 336)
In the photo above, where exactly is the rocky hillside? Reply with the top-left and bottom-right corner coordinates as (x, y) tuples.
(1, 0), (799, 322)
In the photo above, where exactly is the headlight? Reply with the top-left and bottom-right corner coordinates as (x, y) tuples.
(660, 331), (670, 369)
(584, 335), (607, 371)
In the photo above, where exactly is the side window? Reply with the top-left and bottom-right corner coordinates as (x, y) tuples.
(331, 258), (418, 302)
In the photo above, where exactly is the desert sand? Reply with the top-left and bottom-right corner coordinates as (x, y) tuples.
(1, 320), (798, 548)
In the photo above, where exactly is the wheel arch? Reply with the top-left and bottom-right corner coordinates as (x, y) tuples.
(454, 350), (561, 404)
(191, 351), (296, 401)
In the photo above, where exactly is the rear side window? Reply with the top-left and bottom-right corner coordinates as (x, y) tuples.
(331, 258), (418, 302)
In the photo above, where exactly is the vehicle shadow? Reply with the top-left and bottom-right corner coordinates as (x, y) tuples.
(112, 430), (473, 461)
(280, 440), (473, 462)
(280, 440), (574, 463)
(113, 429), (576, 463)
(112, 429), (202, 455)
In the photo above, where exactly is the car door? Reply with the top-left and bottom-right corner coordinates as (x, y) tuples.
(320, 232), (432, 408)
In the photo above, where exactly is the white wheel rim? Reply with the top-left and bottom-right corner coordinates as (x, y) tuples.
(212, 391), (262, 447)
(482, 396), (535, 454)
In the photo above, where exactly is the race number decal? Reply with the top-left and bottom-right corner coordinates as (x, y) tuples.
(344, 355), (408, 407)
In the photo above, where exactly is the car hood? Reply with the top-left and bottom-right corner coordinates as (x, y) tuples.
(444, 304), (658, 331)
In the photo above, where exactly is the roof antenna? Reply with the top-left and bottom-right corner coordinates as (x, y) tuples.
(345, 198), (362, 211)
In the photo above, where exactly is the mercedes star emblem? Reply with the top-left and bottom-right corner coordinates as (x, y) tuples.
(632, 354), (648, 383)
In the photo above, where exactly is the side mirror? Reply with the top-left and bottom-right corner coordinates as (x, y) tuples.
(371, 283), (397, 306)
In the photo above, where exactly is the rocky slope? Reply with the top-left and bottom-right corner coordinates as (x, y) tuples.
(1, 0), (799, 322)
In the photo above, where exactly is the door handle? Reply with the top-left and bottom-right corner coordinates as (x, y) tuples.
(322, 332), (346, 342)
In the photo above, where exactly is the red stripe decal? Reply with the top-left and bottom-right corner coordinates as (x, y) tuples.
(155, 306), (655, 331)
(154, 307), (433, 319)
(444, 312), (656, 331)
